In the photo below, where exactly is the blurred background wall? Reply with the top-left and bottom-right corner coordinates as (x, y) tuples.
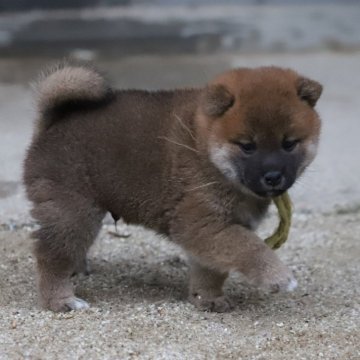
(0, 0), (360, 220)
(0, 0), (358, 10)
(0, 0), (359, 84)
(0, 0), (359, 59)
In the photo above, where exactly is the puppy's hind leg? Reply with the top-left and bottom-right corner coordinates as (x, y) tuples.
(31, 188), (105, 312)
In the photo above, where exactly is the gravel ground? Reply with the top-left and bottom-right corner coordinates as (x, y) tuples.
(0, 210), (359, 359)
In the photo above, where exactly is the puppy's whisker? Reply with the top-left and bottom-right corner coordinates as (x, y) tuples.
(174, 113), (196, 142)
(306, 168), (320, 175)
(293, 177), (314, 191)
(186, 181), (219, 192)
(158, 136), (199, 154)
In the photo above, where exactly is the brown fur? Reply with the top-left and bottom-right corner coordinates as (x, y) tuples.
(24, 63), (322, 312)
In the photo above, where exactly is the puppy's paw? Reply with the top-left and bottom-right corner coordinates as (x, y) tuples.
(64, 297), (90, 311)
(248, 264), (297, 294)
(189, 293), (233, 312)
(43, 296), (90, 312)
(265, 273), (297, 294)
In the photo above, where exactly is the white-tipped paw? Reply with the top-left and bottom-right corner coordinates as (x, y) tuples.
(248, 263), (298, 294)
(264, 273), (298, 294)
(44, 296), (90, 312)
(65, 297), (90, 311)
(286, 277), (298, 292)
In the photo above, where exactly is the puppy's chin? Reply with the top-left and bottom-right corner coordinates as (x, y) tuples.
(235, 181), (287, 199)
(245, 179), (295, 198)
(251, 189), (287, 199)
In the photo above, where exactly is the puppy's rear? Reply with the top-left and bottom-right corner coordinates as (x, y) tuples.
(24, 64), (113, 311)
(24, 63), (198, 311)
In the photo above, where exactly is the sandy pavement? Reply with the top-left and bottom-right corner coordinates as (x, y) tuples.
(1, 211), (359, 359)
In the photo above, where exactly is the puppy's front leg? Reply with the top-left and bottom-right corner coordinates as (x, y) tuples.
(188, 257), (232, 312)
(172, 211), (296, 311)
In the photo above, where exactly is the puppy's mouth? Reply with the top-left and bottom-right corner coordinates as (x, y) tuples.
(238, 180), (287, 199)
(240, 173), (293, 199)
(239, 177), (289, 198)
(254, 189), (287, 198)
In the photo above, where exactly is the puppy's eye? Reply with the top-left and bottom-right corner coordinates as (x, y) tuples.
(233, 141), (257, 155)
(282, 139), (300, 152)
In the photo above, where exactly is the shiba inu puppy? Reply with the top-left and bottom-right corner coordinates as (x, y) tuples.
(24, 63), (322, 312)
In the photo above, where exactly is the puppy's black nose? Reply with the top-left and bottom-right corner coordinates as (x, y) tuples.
(263, 171), (283, 187)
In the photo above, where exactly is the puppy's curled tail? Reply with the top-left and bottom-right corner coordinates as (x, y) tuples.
(34, 62), (111, 132)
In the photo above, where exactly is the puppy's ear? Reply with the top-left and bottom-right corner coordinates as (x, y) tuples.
(297, 77), (323, 107)
(202, 84), (235, 117)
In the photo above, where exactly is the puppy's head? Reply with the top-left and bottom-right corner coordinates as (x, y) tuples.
(197, 67), (322, 198)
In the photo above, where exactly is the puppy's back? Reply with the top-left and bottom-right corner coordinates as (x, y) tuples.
(24, 63), (200, 231)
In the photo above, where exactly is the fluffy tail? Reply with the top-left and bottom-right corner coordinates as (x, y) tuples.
(33, 62), (111, 131)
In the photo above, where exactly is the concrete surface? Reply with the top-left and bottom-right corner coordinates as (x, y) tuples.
(1, 212), (360, 359)
(1, 5), (360, 56)
(0, 51), (359, 358)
